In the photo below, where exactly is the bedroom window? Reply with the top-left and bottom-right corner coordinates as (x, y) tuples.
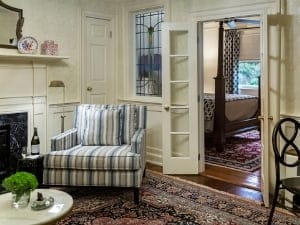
(134, 8), (164, 97)
(238, 61), (260, 87)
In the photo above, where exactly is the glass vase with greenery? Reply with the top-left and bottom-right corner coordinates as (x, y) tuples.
(2, 171), (38, 208)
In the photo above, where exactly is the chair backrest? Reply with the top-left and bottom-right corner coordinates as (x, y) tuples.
(74, 104), (147, 145)
(272, 118), (300, 177)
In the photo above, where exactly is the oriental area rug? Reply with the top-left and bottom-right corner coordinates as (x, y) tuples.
(205, 130), (261, 172)
(56, 170), (299, 225)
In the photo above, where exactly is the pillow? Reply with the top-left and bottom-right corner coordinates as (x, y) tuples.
(106, 104), (137, 144)
(74, 104), (106, 144)
(82, 109), (122, 146)
(123, 104), (137, 144)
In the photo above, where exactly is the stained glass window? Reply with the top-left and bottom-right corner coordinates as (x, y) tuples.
(135, 9), (164, 97)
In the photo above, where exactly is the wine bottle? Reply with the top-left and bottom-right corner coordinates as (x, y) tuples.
(31, 127), (40, 155)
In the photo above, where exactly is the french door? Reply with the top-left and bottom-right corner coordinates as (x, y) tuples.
(162, 22), (199, 174)
(162, 16), (277, 207)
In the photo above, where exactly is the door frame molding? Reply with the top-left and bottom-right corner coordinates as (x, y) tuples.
(81, 11), (117, 103)
(191, 1), (280, 207)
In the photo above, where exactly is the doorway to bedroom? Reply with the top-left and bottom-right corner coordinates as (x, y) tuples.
(201, 17), (262, 192)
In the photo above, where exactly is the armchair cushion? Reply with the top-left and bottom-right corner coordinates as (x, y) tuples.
(82, 109), (122, 146)
(44, 144), (141, 170)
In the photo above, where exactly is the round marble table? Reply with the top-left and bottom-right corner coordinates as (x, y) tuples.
(0, 189), (73, 225)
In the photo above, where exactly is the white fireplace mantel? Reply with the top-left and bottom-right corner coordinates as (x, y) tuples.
(0, 51), (69, 154)
(0, 52), (69, 61)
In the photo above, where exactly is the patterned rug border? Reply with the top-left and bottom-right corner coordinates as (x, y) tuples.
(205, 130), (261, 172)
(205, 162), (258, 174)
(205, 159), (261, 173)
(56, 169), (298, 225)
(146, 169), (295, 217)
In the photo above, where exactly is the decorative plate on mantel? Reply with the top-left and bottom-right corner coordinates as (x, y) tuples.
(17, 36), (38, 54)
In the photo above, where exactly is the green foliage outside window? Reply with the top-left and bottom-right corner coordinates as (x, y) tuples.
(238, 61), (260, 86)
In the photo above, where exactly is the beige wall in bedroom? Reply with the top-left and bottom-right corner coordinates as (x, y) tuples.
(203, 22), (218, 94)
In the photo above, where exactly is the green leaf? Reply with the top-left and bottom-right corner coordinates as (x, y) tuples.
(2, 172), (38, 193)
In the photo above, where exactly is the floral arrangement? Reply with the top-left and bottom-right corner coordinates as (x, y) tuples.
(2, 171), (38, 195)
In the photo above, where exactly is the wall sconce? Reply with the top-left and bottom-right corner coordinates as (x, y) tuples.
(49, 80), (65, 133)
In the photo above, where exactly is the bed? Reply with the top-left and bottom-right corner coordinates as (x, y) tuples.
(204, 21), (260, 152)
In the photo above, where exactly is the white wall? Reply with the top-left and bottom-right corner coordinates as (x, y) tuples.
(1, 0), (118, 104)
(189, 0), (278, 12)
(281, 0), (300, 116)
(203, 22), (218, 93)
(0, 0), (118, 152)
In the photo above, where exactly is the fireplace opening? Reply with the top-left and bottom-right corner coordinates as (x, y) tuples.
(0, 112), (28, 189)
(0, 112), (28, 150)
(0, 125), (10, 178)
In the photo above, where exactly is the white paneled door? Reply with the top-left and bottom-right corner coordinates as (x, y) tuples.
(162, 22), (199, 174)
(83, 16), (112, 104)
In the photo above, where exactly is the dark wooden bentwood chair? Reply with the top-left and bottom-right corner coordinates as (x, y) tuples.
(268, 117), (300, 225)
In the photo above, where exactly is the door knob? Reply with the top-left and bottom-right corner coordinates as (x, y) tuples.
(258, 115), (273, 120)
(163, 105), (169, 111)
(257, 115), (263, 120)
(87, 86), (93, 91)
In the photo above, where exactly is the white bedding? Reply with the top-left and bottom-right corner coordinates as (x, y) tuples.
(204, 93), (258, 132)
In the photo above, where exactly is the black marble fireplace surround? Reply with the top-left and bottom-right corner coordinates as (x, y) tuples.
(0, 112), (28, 150)
(0, 112), (28, 183)
(0, 125), (10, 180)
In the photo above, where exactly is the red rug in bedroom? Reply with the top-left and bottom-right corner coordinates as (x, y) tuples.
(205, 130), (261, 172)
(56, 170), (298, 225)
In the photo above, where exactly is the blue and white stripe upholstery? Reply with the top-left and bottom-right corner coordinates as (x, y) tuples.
(136, 105), (147, 129)
(131, 128), (146, 172)
(43, 169), (143, 187)
(44, 104), (147, 192)
(44, 145), (141, 170)
(82, 109), (122, 146)
(131, 129), (145, 154)
(106, 104), (137, 144)
(122, 104), (137, 144)
(74, 104), (107, 144)
(51, 128), (78, 151)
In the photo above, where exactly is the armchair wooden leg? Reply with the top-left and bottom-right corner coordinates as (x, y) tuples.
(133, 187), (139, 204)
(268, 184), (280, 225)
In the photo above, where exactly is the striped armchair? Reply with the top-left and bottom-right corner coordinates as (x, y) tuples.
(43, 104), (147, 203)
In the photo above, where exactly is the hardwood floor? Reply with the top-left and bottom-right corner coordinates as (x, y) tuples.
(203, 164), (261, 190)
(146, 163), (262, 202)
